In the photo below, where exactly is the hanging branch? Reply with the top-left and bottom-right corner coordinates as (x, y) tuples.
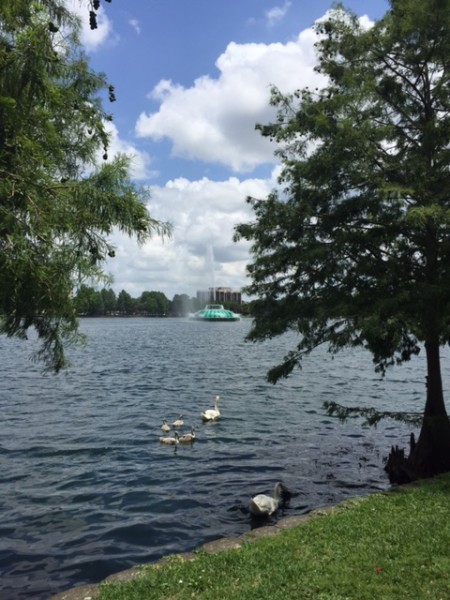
(324, 401), (423, 427)
(88, 0), (111, 30)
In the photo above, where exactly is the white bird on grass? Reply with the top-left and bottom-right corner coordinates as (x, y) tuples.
(172, 415), (184, 427)
(159, 432), (179, 445)
(201, 395), (220, 422)
(179, 427), (196, 443)
(161, 419), (170, 432)
(249, 482), (285, 517)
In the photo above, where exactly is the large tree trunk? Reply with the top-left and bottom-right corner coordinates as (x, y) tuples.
(409, 337), (450, 478)
(385, 337), (450, 483)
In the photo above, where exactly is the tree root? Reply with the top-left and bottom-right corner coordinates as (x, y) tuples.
(384, 433), (418, 484)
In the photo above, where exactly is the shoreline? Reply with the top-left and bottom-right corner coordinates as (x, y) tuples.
(49, 481), (422, 600)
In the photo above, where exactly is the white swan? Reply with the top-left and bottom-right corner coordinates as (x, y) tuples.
(172, 415), (184, 427)
(179, 427), (196, 443)
(159, 432), (179, 445)
(201, 395), (220, 421)
(161, 419), (170, 432)
(249, 482), (284, 517)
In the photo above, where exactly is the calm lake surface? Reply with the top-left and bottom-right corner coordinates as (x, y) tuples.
(1, 317), (446, 599)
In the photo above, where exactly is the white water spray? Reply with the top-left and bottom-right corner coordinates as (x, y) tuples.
(206, 241), (216, 300)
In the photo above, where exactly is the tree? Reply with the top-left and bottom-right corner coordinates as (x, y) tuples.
(137, 291), (158, 315)
(100, 287), (117, 314)
(141, 290), (170, 316)
(116, 290), (135, 315)
(235, 0), (450, 481)
(0, 1), (170, 371)
(75, 285), (116, 315)
(86, 290), (104, 316)
(74, 284), (96, 315)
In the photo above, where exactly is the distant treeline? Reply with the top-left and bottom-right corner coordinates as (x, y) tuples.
(74, 285), (251, 317)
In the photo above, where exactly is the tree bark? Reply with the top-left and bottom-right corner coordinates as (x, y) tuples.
(410, 337), (450, 478)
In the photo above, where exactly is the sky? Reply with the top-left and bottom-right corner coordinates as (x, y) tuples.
(68, 0), (389, 301)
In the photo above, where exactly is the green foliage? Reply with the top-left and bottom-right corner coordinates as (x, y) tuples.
(116, 290), (135, 315)
(235, 0), (450, 382)
(75, 285), (198, 317)
(74, 284), (115, 316)
(324, 400), (423, 427)
(101, 287), (117, 314)
(0, 1), (171, 371)
(137, 290), (169, 315)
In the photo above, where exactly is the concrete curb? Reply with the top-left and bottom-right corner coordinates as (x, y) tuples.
(48, 502), (348, 600)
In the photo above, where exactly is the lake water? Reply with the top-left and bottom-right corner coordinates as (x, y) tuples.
(0, 317), (443, 599)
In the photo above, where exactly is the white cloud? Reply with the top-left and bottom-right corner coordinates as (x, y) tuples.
(105, 174), (277, 299)
(129, 18), (141, 34)
(265, 1), (292, 27)
(101, 121), (158, 180)
(66, 0), (116, 52)
(358, 15), (376, 30)
(91, 11), (376, 301)
(135, 26), (326, 172)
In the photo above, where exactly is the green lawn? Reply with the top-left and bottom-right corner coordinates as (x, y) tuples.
(97, 474), (450, 600)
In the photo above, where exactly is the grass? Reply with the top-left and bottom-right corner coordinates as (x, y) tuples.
(97, 474), (450, 600)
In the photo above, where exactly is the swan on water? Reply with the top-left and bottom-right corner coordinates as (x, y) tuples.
(201, 395), (220, 421)
(172, 415), (184, 427)
(179, 427), (196, 443)
(249, 482), (285, 517)
(160, 432), (180, 445)
(161, 419), (170, 432)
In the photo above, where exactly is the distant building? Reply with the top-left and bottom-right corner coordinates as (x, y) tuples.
(196, 287), (241, 305)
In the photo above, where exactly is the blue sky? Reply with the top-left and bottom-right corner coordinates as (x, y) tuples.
(69, 0), (389, 300)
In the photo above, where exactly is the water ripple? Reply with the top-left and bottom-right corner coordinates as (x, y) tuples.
(0, 318), (447, 599)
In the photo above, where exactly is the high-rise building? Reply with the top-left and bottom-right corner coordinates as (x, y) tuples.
(196, 287), (241, 304)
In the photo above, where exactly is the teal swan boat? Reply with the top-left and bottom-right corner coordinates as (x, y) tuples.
(190, 303), (240, 322)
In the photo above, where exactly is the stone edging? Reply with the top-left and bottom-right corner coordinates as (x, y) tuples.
(50, 482), (424, 600)
(48, 502), (356, 600)
(48, 476), (428, 600)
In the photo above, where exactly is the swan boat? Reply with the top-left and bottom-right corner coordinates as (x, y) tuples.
(190, 304), (240, 322)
